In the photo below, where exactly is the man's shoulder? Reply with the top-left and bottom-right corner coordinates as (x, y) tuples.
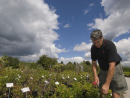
(91, 44), (96, 49)
(105, 39), (115, 46)
(104, 39), (116, 50)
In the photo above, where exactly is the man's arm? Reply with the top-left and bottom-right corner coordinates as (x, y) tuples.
(92, 61), (99, 82)
(101, 62), (116, 94)
(105, 62), (116, 85)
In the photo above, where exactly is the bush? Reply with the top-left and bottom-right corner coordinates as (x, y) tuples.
(2, 55), (19, 69)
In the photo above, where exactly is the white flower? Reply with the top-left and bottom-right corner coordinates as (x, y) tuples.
(55, 81), (59, 85)
(42, 76), (44, 78)
(5, 76), (8, 78)
(50, 74), (51, 76)
(18, 76), (21, 78)
(74, 78), (77, 80)
(45, 80), (49, 84)
(62, 77), (65, 79)
(110, 93), (112, 96)
(68, 76), (70, 78)
(81, 77), (82, 78)
(30, 77), (33, 79)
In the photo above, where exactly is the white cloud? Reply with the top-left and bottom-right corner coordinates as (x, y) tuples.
(101, 0), (130, 16)
(58, 57), (84, 64)
(113, 37), (130, 66)
(84, 9), (89, 14)
(0, 0), (67, 62)
(73, 42), (92, 62)
(90, 3), (94, 7)
(87, 23), (94, 27)
(114, 37), (130, 66)
(73, 42), (92, 52)
(63, 23), (71, 28)
(88, 0), (130, 40)
(121, 61), (130, 66)
(84, 3), (94, 15)
(84, 52), (91, 59)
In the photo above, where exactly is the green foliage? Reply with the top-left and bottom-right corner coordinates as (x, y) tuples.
(51, 81), (112, 98)
(123, 66), (130, 72)
(0, 66), (113, 98)
(74, 61), (76, 65)
(61, 61), (64, 64)
(85, 61), (91, 66)
(51, 58), (58, 65)
(27, 62), (37, 69)
(37, 55), (58, 70)
(0, 57), (2, 64)
(80, 61), (92, 72)
(124, 72), (130, 77)
(1, 54), (19, 69)
(63, 62), (76, 71)
(0, 60), (2, 64)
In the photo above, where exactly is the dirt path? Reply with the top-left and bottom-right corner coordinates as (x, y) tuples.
(123, 77), (130, 98)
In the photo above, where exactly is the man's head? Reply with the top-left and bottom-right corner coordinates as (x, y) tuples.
(90, 30), (103, 48)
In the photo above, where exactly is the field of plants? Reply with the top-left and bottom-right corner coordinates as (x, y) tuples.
(0, 54), (129, 98)
(0, 66), (113, 98)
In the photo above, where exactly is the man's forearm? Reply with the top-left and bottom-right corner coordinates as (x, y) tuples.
(92, 65), (97, 76)
(92, 61), (98, 77)
(105, 62), (115, 85)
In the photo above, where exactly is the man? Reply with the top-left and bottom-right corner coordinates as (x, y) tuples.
(90, 30), (128, 98)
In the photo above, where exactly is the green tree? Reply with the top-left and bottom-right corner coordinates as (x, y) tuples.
(63, 62), (76, 71)
(51, 58), (58, 65)
(37, 55), (53, 70)
(11, 57), (19, 69)
(2, 55), (19, 68)
(61, 61), (64, 64)
(85, 61), (91, 65)
(2, 54), (8, 66)
(74, 61), (76, 65)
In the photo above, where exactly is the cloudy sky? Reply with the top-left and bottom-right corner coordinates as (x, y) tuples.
(0, 0), (130, 66)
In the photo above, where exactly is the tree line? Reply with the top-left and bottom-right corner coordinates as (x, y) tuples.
(0, 54), (94, 72)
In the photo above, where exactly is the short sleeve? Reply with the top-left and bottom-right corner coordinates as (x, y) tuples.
(91, 46), (97, 61)
(107, 41), (118, 62)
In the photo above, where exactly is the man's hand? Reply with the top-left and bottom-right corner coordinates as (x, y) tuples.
(101, 83), (109, 94)
(94, 75), (99, 86)
(92, 60), (99, 86)
(101, 62), (116, 95)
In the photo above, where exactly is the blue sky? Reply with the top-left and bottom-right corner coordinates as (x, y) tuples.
(0, 0), (130, 66)
(44, 0), (104, 58)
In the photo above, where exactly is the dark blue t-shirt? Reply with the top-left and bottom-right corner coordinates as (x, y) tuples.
(91, 39), (122, 70)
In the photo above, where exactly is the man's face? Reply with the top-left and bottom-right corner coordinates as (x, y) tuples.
(92, 37), (103, 48)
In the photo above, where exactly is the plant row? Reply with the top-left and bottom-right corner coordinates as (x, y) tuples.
(0, 67), (112, 98)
